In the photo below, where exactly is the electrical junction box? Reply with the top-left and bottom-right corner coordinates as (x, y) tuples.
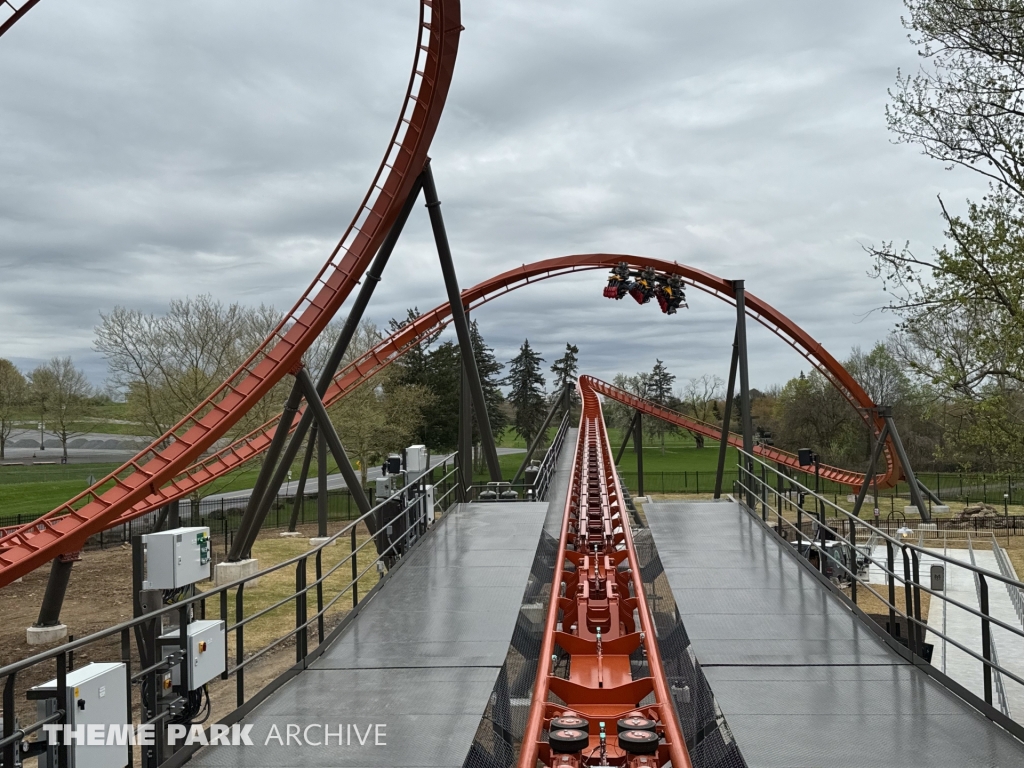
(142, 526), (211, 589)
(406, 444), (428, 474)
(425, 484), (435, 525)
(930, 564), (945, 592)
(375, 475), (395, 500)
(30, 662), (128, 768)
(160, 620), (226, 690)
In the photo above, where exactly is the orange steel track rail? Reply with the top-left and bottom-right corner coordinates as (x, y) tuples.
(0, 0), (462, 583)
(581, 376), (883, 489)
(0, 254), (898, 586)
(518, 376), (691, 768)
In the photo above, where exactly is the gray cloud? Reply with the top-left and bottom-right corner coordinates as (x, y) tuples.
(0, 0), (987, 391)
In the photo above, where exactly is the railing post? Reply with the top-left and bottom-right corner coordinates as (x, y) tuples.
(3, 673), (14, 768)
(56, 650), (68, 768)
(315, 550), (324, 645)
(236, 584), (245, 708)
(759, 461), (767, 521)
(296, 558), (308, 664)
(911, 549), (924, 653)
(980, 574), (993, 706)
(849, 516), (858, 603)
(352, 526), (359, 608)
(220, 591), (229, 681)
(886, 540), (897, 639)
(901, 547), (917, 656)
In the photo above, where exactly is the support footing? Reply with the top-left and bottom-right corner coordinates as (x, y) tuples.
(309, 537), (337, 547)
(279, 531), (302, 538)
(215, 558), (260, 587)
(26, 624), (67, 646)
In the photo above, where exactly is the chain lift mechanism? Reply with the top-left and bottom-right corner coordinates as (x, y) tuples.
(519, 378), (692, 768)
(603, 262), (687, 315)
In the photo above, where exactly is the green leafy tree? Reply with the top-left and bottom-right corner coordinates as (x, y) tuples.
(30, 357), (93, 461)
(504, 340), (547, 444)
(328, 367), (431, 486)
(868, 1), (1024, 469)
(0, 359), (27, 460)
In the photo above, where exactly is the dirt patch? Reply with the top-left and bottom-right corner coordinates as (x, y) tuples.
(0, 521), (382, 754)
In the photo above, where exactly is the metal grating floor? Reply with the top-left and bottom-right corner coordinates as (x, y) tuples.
(645, 500), (1024, 768)
(189, 500), (549, 768)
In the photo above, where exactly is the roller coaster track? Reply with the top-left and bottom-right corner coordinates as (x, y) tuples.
(0, 0), (463, 583)
(0, 0), (40, 39)
(0, 253), (898, 585)
(518, 376), (691, 767)
(582, 375), (885, 488)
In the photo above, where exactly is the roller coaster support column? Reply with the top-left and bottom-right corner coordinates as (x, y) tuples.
(512, 386), (568, 484)
(734, 280), (755, 508)
(852, 414), (890, 519)
(228, 383), (304, 560)
(459, 359), (473, 500)
(635, 411), (645, 497)
(287, 425), (317, 532)
(616, 410), (640, 466)
(714, 330), (739, 498)
(317, 427), (328, 538)
(33, 553), (77, 630)
(884, 414), (931, 522)
(230, 175), (426, 556)
(294, 368), (371, 515)
(422, 162), (503, 482)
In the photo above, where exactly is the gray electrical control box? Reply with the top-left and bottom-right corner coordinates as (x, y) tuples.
(160, 620), (226, 690)
(406, 444), (428, 474)
(30, 662), (128, 768)
(142, 526), (211, 589)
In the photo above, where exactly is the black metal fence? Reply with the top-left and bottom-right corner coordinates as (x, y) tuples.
(616, 468), (1024, 506)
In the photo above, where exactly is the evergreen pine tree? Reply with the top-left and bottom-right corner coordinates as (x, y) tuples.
(504, 340), (547, 444)
(647, 359), (677, 451)
(469, 320), (508, 446)
(550, 343), (579, 395)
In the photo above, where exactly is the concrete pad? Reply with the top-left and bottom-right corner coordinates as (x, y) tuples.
(26, 624), (68, 645)
(278, 531), (302, 538)
(214, 558), (260, 587)
(309, 537), (337, 547)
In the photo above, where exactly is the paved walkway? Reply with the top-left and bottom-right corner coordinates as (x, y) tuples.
(645, 500), (1024, 768)
(190, 500), (549, 767)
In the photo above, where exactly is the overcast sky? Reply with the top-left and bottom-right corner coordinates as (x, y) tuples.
(0, 0), (986, 394)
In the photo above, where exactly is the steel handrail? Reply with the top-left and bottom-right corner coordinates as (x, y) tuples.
(736, 460), (1024, 710)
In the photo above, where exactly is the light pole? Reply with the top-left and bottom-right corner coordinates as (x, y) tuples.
(1005, 493), (1010, 546)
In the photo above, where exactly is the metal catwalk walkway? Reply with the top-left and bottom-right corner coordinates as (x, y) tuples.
(645, 499), (1024, 768)
(191, 500), (549, 768)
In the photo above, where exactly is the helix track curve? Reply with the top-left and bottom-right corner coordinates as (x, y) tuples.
(0, 0), (463, 584)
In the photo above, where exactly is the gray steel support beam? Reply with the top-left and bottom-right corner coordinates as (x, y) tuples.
(294, 368), (371, 517)
(734, 280), (755, 508)
(852, 418), (890, 519)
(616, 410), (640, 466)
(459, 359), (473, 501)
(34, 556), (75, 627)
(512, 387), (566, 484)
(228, 174), (424, 552)
(228, 382), (303, 560)
(885, 415), (931, 522)
(714, 331), (739, 498)
(317, 427), (328, 538)
(422, 162), (503, 482)
(287, 425), (317, 532)
(635, 411), (645, 498)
